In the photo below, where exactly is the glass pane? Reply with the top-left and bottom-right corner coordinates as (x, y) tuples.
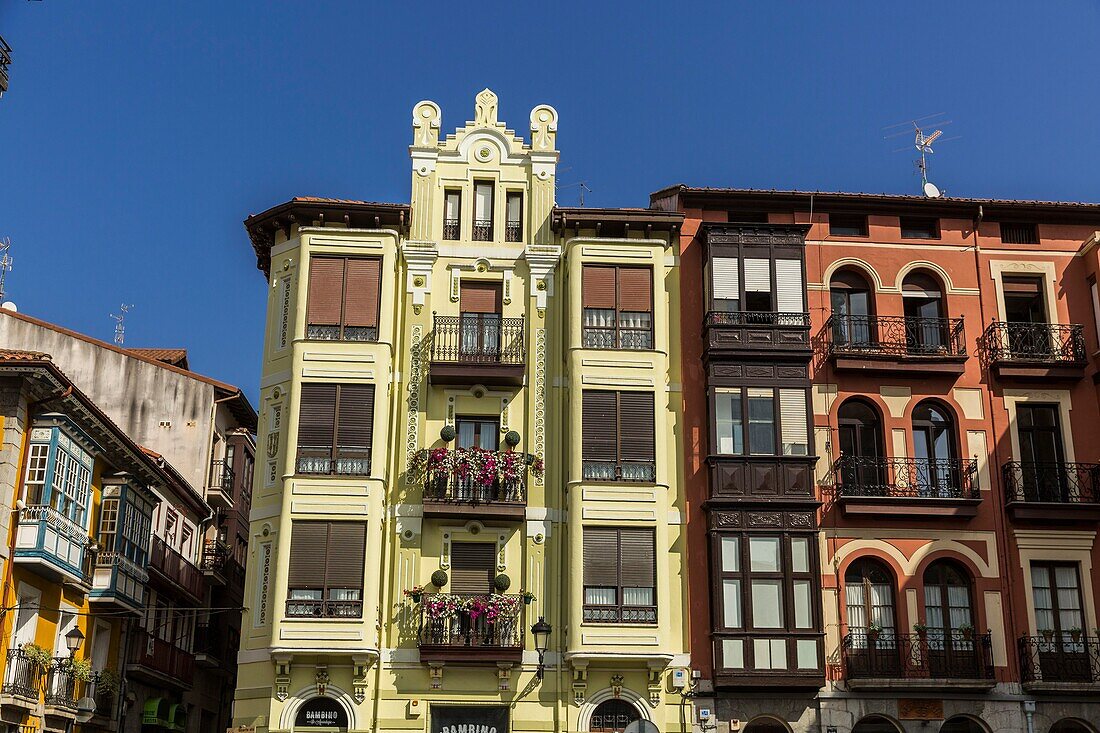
(796, 639), (818, 669)
(722, 579), (742, 628)
(794, 580), (812, 629)
(751, 580), (783, 629)
(585, 587), (616, 605)
(716, 391), (743, 455)
(791, 537), (810, 573)
(623, 587), (654, 606)
(749, 537), (781, 572)
(753, 638), (787, 669)
(721, 639), (744, 669)
(720, 536), (740, 572)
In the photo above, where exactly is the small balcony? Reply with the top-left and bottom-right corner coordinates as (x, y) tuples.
(89, 551), (148, 612)
(421, 448), (528, 520)
(284, 597), (363, 619)
(13, 505), (92, 589)
(443, 218), (460, 240)
(842, 631), (995, 690)
(825, 315), (967, 374)
(505, 221), (522, 243)
(1002, 462), (1100, 521)
(205, 458), (235, 511)
(472, 219), (493, 241)
(295, 451), (371, 477)
(128, 629), (193, 689)
(831, 456), (981, 518)
(148, 536), (205, 602)
(1, 648), (43, 708)
(429, 314), (525, 387)
(983, 322), (1086, 380)
(417, 593), (524, 664)
(44, 658), (86, 718)
(193, 622), (227, 670)
(703, 310), (811, 356)
(1020, 635), (1100, 691)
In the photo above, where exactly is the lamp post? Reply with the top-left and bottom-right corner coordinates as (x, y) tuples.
(64, 626), (84, 658)
(531, 616), (552, 680)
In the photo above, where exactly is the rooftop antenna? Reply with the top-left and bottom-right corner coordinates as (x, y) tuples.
(578, 183), (591, 207)
(0, 238), (12, 303)
(111, 303), (133, 346)
(884, 114), (959, 198)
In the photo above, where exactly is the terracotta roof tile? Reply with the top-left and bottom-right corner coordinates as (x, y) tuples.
(127, 348), (189, 369)
(0, 348), (51, 361)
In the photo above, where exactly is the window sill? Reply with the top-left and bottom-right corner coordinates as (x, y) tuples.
(282, 615), (364, 622)
(580, 621), (659, 628)
(579, 479), (658, 486)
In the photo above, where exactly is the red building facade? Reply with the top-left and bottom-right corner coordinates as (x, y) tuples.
(654, 186), (1100, 733)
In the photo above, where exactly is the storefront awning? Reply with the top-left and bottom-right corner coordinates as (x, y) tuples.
(142, 697), (171, 727)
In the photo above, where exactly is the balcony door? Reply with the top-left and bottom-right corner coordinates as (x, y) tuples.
(830, 268), (875, 348)
(1032, 562), (1088, 681)
(1003, 275), (1051, 358)
(454, 417), (500, 503)
(459, 281), (502, 361)
(1017, 404), (1067, 501)
(844, 559), (900, 675)
(838, 399), (886, 494)
(902, 271), (946, 353)
(923, 561), (978, 677)
(912, 401), (958, 498)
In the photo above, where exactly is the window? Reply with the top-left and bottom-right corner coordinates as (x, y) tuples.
(459, 281), (503, 359)
(837, 398), (885, 491)
(443, 189), (461, 240)
(707, 256), (803, 322)
(713, 388), (808, 456)
(902, 271), (948, 353)
(912, 401), (960, 497)
(590, 700), (642, 733)
(1016, 403), (1068, 501)
(582, 265), (653, 350)
(829, 213), (868, 237)
(449, 542), (497, 594)
(1001, 222), (1039, 244)
(119, 495), (152, 565)
(505, 192), (523, 242)
(582, 391), (655, 481)
(844, 559), (897, 646)
(22, 429), (93, 527)
(181, 525), (194, 560)
(1032, 562), (1084, 640)
(286, 521), (366, 617)
(456, 417), (499, 450)
(1090, 277), (1100, 349)
(582, 527), (656, 623)
(473, 181), (493, 241)
(726, 211), (770, 223)
(900, 216), (939, 239)
(164, 507), (178, 547)
(306, 256), (382, 341)
(23, 443), (49, 504)
(98, 499), (119, 555)
(830, 268), (875, 347)
(923, 561), (975, 643)
(296, 383), (375, 476)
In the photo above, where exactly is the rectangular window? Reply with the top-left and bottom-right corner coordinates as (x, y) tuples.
(1031, 562), (1084, 638)
(747, 388), (776, 456)
(900, 216), (940, 239)
(473, 181), (494, 241)
(23, 443), (49, 504)
(455, 416), (500, 450)
(829, 213), (868, 237)
(775, 259), (804, 314)
(1090, 277), (1100, 349)
(715, 389), (744, 455)
(743, 258), (773, 315)
(581, 390), (656, 482)
(98, 499), (119, 554)
(449, 542), (497, 594)
(582, 265), (654, 350)
(286, 521), (366, 618)
(1001, 222), (1039, 244)
(296, 383), (374, 476)
(443, 189), (461, 240)
(26, 432), (93, 527)
(582, 527), (656, 624)
(710, 257), (740, 313)
(306, 256), (382, 342)
(779, 388), (809, 456)
(505, 192), (523, 242)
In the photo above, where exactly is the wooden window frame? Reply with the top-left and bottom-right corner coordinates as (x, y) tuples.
(472, 180), (494, 241)
(286, 520), (367, 619)
(582, 390), (656, 482)
(295, 383), (375, 476)
(711, 387), (809, 457)
(899, 216), (941, 240)
(581, 265), (654, 351)
(1001, 222), (1040, 245)
(505, 191), (523, 243)
(828, 213), (869, 238)
(305, 256), (382, 342)
(443, 189), (462, 241)
(582, 527), (657, 625)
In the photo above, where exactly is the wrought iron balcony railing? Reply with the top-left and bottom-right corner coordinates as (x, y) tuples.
(417, 594), (523, 651)
(582, 603), (658, 624)
(704, 311), (811, 328)
(472, 219), (493, 241)
(843, 631), (994, 680)
(832, 456), (980, 500)
(306, 323), (379, 342)
(422, 449), (527, 507)
(200, 539), (228, 572)
(2, 648), (44, 700)
(443, 218), (460, 240)
(207, 459), (234, 493)
(1002, 462), (1100, 505)
(295, 451), (371, 476)
(581, 326), (653, 350)
(284, 597), (363, 619)
(44, 658), (85, 710)
(583, 460), (656, 483)
(431, 315), (525, 365)
(505, 221), (522, 242)
(826, 315), (966, 357)
(1019, 635), (1100, 684)
(983, 322), (1086, 364)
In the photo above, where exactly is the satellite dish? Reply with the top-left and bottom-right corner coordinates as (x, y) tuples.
(624, 721), (659, 733)
(1, 301), (16, 312)
(75, 696), (97, 723)
(923, 181), (942, 199)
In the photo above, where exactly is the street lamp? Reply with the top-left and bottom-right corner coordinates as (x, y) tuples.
(531, 616), (552, 679)
(64, 627), (84, 658)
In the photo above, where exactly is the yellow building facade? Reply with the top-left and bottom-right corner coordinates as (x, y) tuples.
(236, 90), (689, 733)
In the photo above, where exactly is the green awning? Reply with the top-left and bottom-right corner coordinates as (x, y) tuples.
(168, 703), (187, 731)
(142, 697), (170, 726)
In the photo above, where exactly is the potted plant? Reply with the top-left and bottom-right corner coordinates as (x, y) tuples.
(867, 622), (882, 644)
(958, 623), (974, 640)
(96, 668), (120, 696)
(69, 657), (94, 683)
(403, 586), (425, 604)
(913, 623), (927, 639)
(1041, 628), (1055, 642)
(522, 591), (536, 605)
(22, 643), (53, 673)
(1070, 626), (1083, 642)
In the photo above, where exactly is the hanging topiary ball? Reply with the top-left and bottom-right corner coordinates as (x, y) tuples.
(493, 573), (511, 592)
(430, 569), (448, 587)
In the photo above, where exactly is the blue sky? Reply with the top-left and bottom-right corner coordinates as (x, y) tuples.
(1, 1), (1097, 398)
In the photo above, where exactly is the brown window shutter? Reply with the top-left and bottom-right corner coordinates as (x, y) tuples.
(1003, 276), (1043, 294)
(618, 392), (656, 462)
(583, 528), (620, 587)
(335, 384), (374, 456)
(619, 529), (656, 588)
(325, 522), (366, 589)
(460, 281), (503, 314)
(582, 266), (616, 309)
(449, 542), (497, 594)
(298, 384), (336, 449)
(307, 257), (345, 325)
(582, 391), (618, 462)
(343, 259), (382, 328)
(288, 522), (329, 588)
(617, 268), (653, 312)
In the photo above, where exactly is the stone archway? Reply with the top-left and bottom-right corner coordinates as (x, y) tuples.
(279, 686), (357, 732)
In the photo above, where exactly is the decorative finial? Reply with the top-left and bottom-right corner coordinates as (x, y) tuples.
(475, 88), (498, 126)
(530, 105), (558, 151)
(412, 100), (441, 147)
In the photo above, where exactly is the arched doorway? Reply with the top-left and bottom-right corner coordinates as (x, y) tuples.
(293, 696), (349, 731)
(844, 558), (899, 676)
(911, 401), (960, 497)
(837, 398), (886, 493)
(589, 699), (641, 733)
(940, 715), (990, 733)
(1050, 720), (1096, 733)
(902, 270), (947, 353)
(922, 560), (979, 676)
(851, 715), (903, 733)
(744, 716), (790, 733)
(830, 268), (876, 348)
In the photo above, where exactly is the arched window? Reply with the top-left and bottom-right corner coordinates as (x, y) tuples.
(939, 716), (990, 733)
(837, 399), (886, 493)
(851, 715), (903, 733)
(902, 270), (948, 353)
(830, 268), (875, 347)
(590, 700), (641, 733)
(911, 401), (960, 497)
(923, 560), (980, 677)
(845, 558), (897, 646)
(1050, 720), (1096, 733)
(744, 718), (790, 733)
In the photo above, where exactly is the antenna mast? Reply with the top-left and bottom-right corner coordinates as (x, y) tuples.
(884, 114), (956, 198)
(111, 303), (134, 346)
(0, 238), (12, 303)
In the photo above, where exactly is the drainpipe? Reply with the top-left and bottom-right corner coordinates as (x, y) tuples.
(1023, 699), (1036, 733)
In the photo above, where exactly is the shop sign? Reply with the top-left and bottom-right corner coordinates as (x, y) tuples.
(431, 704), (510, 733)
(295, 697), (349, 728)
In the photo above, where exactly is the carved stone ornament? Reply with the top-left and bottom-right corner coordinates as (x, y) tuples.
(714, 512), (742, 528)
(475, 89), (498, 126)
(412, 100), (441, 147)
(315, 667), (330, 697)
(788, 512), (814, 528)
(610, 674), (624, 698)
(530, 105), (559, 151)
(747, 511), (782, 527)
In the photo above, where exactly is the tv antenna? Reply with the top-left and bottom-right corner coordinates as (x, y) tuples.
(884, 114), (959, 197)
(0, 238), (12, 303)
(556, 179), (592, 207)
(111, 303), (134, 346)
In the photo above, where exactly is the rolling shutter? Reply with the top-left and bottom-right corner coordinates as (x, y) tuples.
(617, 268), (652, 312)
(775, 259), (804, 313)
(325, 523), (366, 589)
(744, 259), (772, 292)
(779, 389), (809, 455)
(344, 259), (381, 328)
(711, 257), (740, 300)
(460, 281), (502, 314)
(619, 529), (656, 588)
(583, 266), (617, 309)
(582, 391), (618, 462)
(618, 392), (655, 462)
(583, 528), (619, 588)
(288, 522), (328, 588)
(336, 385), (374, 457)
(298, 384), (336, 450)
(307, 258), (344, 325)
(450, 542), (497, 594)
